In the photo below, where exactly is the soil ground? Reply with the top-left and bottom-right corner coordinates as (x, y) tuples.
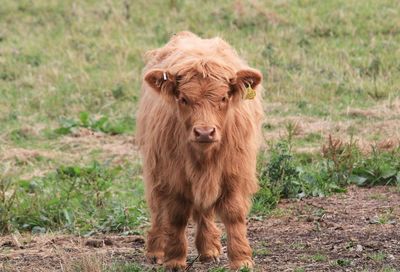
(1, 186), (399, 272)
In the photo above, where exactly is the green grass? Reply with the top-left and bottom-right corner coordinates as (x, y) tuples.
(1, 0), (399, 138)
(253, 247), (271, 257)
(368, 251), (387, 262)
(0, 161), (147, 234)
(333, 258), (352, 267)
(1, 0), (400, 235)
(311, 253), (328, 262)
(380, 267), (397, 272)
(208, 267), (252, 272)
(59, 258), (166, 272)
(106, 262), (164, 272)
(208, 268), (229, 272)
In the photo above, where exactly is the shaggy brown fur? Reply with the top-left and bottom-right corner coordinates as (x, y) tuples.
(136, 31), (264, 270)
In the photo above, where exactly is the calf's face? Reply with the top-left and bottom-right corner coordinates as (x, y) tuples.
(176, 77), (229, 146)
(145, 68), (262, 150)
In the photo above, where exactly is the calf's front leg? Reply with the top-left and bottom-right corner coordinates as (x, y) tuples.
(217, 193), (253, 270)
(193, 208), (222, 263)
(163, 196), (192, 270)
(146, 187), (166, 264)
(146, 209), (165, 264)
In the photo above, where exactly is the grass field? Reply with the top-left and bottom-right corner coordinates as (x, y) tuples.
(1, 0), (400, 271)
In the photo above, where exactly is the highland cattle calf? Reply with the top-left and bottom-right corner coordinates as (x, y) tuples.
(136, 31), (264, 270)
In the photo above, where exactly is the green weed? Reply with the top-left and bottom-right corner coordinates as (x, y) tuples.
(253, 134), (399, 215)
(54, 112), (135, 136)
(350, 147), (400, 187)
(266, 140), (301, 198)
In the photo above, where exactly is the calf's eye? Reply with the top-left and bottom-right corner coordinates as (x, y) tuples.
(179, 97), (188, 105)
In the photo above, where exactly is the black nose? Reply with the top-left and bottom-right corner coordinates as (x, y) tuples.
(193, 126), (216, 142)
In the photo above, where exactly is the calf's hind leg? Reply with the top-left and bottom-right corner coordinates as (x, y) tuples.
(193, 208), (222, 263)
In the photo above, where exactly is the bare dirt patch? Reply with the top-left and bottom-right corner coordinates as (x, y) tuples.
(1, 186), (399, 271)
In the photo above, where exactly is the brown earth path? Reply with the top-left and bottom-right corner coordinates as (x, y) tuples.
(1, 186), (399, 272)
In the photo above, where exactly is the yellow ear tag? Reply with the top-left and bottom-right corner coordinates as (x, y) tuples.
(244, 85), (256, 100)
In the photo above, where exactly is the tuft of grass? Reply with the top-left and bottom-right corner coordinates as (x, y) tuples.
(311, 253), (328, 262)
(334, 258), (352, 267)
(238, 267), (252, 272)
(368, 252), (386, 262)
(253, 247), (271, 257)
(370, 209), (396, 225)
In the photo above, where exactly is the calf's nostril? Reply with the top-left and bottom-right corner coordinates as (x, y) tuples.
(194, 128), (201, 137)
(209, 128), (216, 137)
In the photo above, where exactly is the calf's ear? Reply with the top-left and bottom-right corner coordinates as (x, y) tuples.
(144, 69), (177, 96)
(230, 68), (262, 99)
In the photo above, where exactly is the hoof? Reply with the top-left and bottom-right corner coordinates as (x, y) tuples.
(146, 252), (164, 265)
(199, 244), (222, 263)
(164, 259), (186, 271)
(199, 254), (220, 264)
(230, 258), (254, 271)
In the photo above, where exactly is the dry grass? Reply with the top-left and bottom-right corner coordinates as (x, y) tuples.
(262, 97), (400, 153)
(61, 254), (105, 272)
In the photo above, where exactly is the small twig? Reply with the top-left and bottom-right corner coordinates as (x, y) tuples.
(185, 255), (199, 271)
